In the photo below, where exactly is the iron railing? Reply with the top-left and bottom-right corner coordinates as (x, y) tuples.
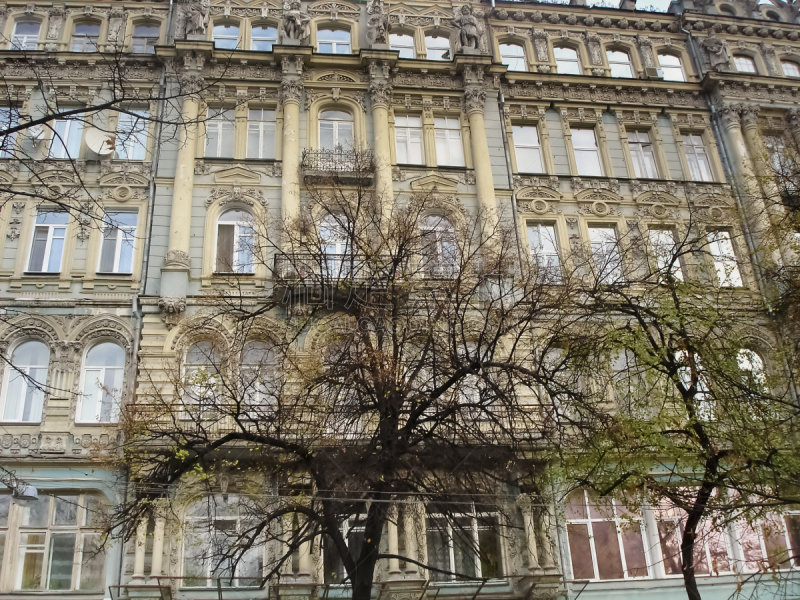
(301, 148), (374, 174)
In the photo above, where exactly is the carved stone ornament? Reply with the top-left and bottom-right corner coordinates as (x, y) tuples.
(369, 82), (392, 107)
(739, 104), (760, 130)
(531, 29), (549, 62)
(463, 88), (487, 114)
(46, 7), (64, 40)
(158, 297), (187, 330)
(184, 0), (210, 36)
(205, 186), (266, 207)
(787, 108), (800, 134)
(107, 9), (128, 43)
(366, 0), (391, 45)
(179, 74), (205, 95)
(584, 32), (603, 65)
(164, 249), (191, 268)
(40, 434), (67, 454)
(282, 0), (311, 42)
(701, 35), (730, 71)
(718, 103), (742, 130)
(280, 78), (304, 104)
(452, 5), (484, 53)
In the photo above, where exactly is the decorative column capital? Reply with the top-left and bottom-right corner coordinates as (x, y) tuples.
(369, 81), (392, 108)
(718, 102), (743, 131)
(787, 108), (800, 135)
(280, 77), (304, 106)
(463, 87), (487, 115)
(179, 73), (205, 96)
(739, 103), (761, 131)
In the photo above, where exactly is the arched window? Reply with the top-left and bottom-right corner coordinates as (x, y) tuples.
(183, 341), (222, 420)
(132, 24), (160, 53)
(657, 53), (686, 82)
(319, 110), (353, 151)
(12, 21), (40, 50)
(607, 49), (634, 78)
(766, 9), (782, 20)
(734, 55), (758, 73)
(499, 43), (526, 71)
(70, 22), (100, 52)
(421, 215), (458, 277)
(782, 60), (800, 77)
(390, 33), (414, 58)
(737, 349), (766, 387)
(318, 28), (350, 54)
(216, 209), (254, 273)
(240, 341), (276, 415)
(251, 25), (278, 50)
(213, 23), (239, 49)
(425, 35), (450, 61)
(554, 46), (581, 74)
(79, 342), (124, 423)
(320, 214), (352, 277)
(676, 350), (713, 420)
(1, 341), (48, 422)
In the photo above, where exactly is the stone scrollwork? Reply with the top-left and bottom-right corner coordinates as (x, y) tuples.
(739, 104), (760, 130)
(158, 297), (187, 330)
(179, 74), (206, 95)
(164, 249), (191, 269)
(205, 186), (266, 208)
(463, 88), (487, 114)
(368, 81), (393, 108)
(46, 7), (64, 40)
(531, 29), (549, 62)
(107, 9), (128, 43)
(280, 78), (304, 104)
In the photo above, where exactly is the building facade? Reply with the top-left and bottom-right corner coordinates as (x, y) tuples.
(0, 0), (796, 598)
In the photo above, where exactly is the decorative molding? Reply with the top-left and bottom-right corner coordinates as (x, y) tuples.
(164, 249), (191, 269)
(158, 297), (187, 330)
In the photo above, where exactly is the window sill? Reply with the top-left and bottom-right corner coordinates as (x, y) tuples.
(23, 272), (62, 276)
(75, 421), (118, 426)
(212, 272), (255, 276)
(0, 421), (40, 426)
(95, 272), (133, 277)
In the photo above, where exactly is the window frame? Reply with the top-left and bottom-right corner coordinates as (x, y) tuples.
(394, 114), (425, 165)
(647, 227), (684, 281)
(215, 209), (255, 274)
(499, 42), (527, 72)
(318, 110), (354, 152)
(657, 53), (686, 82)
(707, 229), (743, 287)
(682, 133), (714, 182)
(11, 20), (40, 50)
(425, 34), (451, 61)
(0, 340), (49, 423)
(527, 221), (561, 279)
(588, 224), (622, 284)
(0, 106), (19, 159)
(317, 28), (351, 54)
(182, 341), (223, 422)
(570, 127), (604, 177)
(246, 108), (277, 159)
(69, 22), (100, 53)
(781, 60), (800, 78)
(27, 210), (69, 274)
(733, 54), (758, 74)
(433, 116), (465, 167)
(426, 511), (504, 582)
(49, 118), (83, 160)
(77, 342), (126, 424)
(212, 22), (241, 50)
(512, 124), (544, 174)
(420, 214), (458, 278)
(606, 49), (635, 78)
(250, 24), (278, 51)
(205, 109), (236, 158)
(98, 211), (138, 274)
(115, 110), (149, 160)
(627, 130), (659, 179)
(554, 46), (581, 75)
(131, 23), (160, 54)
(389, 32), (415, 58)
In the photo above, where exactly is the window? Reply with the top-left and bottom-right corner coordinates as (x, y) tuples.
(737, 349), (766, 388)
(246, 109), (276, 159)
(777, 61), (800, 81)
(589, 226), (622, 284)
(251, 25), (278, 51)
(183, 495), (263, 587)
(655, 499), (732, 576)
(0, 106), (19, 159)
(707, 230), (743, 287)
(132, 24), (159, 53)
(319, 110), (353, 151)
(512, 125), (544, 173)
(427, 513), (503, 581)
(682, 134), (713, 182)
(70, 23), (100, 52)
(607, 50), (634, 78)
(648, 228), (683, 280)
(115, 110), (148, 160)
(1, 341), (48, 422)
(528, 222), (561, 279)
(390, 33), (415, 58)
(675, 350), (713, 420)
(183, 342), (222, 420)
(658, 53), (686, 81)
(14, 494), (105, 591)
(425, 35), (451, 61)
(421, 215), (458, 277)
(79, 342), (124, 423)
(500, 43), (526, 71)
(738, 511), (800, 571)
(28, 211), (68, 273)
(205, 109), (235, 158)
(571, 128), (603, 176)
(554, 47), (581, 75)
(318, 29), (350, 54)
(50, 118), (83, 159)
(565, 490), (648, 580)
(765, 134), (787, 173)
(320, 214), (352, 277)
(323, 516), (366, 583)
(239, 341), (276, 416)
(11, 21), (40, 50)
(99, 212), (137, 274)
(434, 117), (465, 167)
(734, 55), (757, 73)
(216, 210), (254, 273)
(628, 131), (658, 178)
(394, 115), (424, 164)
(212, 24), (240, 49)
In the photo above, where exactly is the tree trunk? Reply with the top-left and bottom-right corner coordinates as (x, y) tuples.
(679, 520), (702, 600)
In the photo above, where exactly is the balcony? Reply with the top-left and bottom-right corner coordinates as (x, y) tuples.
(274, 253), (382, 285)
(301, 148), (374, 184)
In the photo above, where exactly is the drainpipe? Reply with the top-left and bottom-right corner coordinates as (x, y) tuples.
(497, 90), (525, 268)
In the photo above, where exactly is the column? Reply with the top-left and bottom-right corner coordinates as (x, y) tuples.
(149, 507), (166, 580)
(402, 503), (418, 576)
(386, 504), (401, 577)
(719, 103), (759, 197)
(787, 108), (800, 148)
(281, 76), (303, 223)
(297, 514), (313, 578)
(131, 517), (148, 583)
(464, 87), (498, 223)
(516, 494), (540, 571)
(369, 79), (394, 223)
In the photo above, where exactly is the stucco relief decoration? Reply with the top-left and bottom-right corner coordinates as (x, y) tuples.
(366, 0), (390, 45)
(280, 78), (304, 104)
(0, 434), (38, 456)
(107, 9), (128, 43)
(205, 186), (266, 207)
(463, 88), (486, 113)
(76, 201), (93, 241)
(158, 297), (187, 330)
(164, 249), (191, 268)
(282, 0), (311, 42)
(179, 73), (206, 96)
(571, 177), (620, 194)
(6, 218), (21, 240)
(584, 32), (603, 65)
(630, 179), (678, 198)
(739, 104), (760, 129)
(46, 7), (64, 40)
(530, 30), (549, 63)
(184, 0), (210, 36)
(701, 35), (730, 71)
(452, 5), (485, 53)
(40, 435), (67, 454)
(636, 34), (655, 68)
(369, 81), (392, 107)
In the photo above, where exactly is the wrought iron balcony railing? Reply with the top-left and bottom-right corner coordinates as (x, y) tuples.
(301, 148), (374, 178)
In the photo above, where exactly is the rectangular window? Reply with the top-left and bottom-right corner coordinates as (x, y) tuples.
(765, 134), (787, 173)
(571, 128), (603, 176)
(205, 109), (235, 158)
(565, 490), (649, 581)
(648, 228), (683, 280)
(395, 115), (424, 165)
(527, 222), (561, 279)
(14, 494), (105, 591)
(683, 134), (713, 182)
(115, 110), (148, 160)
(707, 230), (742, 287)
(589, 226), (622, 284)
(628, 131), (659, 178)
(738, 511), (800, 571)
(434, 117), (465, 167)
(98, 212), (137, 273)
(0, 107), (18, 159)
(554, 47), (581, 75)
(246, 109), (276, 159)
(323, 516), (366, 584)
(513, 126), (544, 173)
(50, 119), (83, 159)
(28, 211), (69, 273)
(426, 514), (503, 581)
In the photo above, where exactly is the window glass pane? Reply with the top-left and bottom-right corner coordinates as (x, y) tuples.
(621, 522), (647, 577)
(21, 498), (50, 527)
(763, 516), (791, 568)
(453, 526), (476, 579)
(0, 495), (10, 526)
(79, 534), (104, 591)
(565, 491), (587, 520)
(593, 521), (624, 579)
(217, 224), (235, 271)
(19, 533), (45, 589)
(426, 526), (450, 580)
(478, 526), (502, 578)
(567, 523), (594, 579)
(390, 33), (414, 58)
(48, 533), (76, 590)
(782, 61), (800, 77)
(53, 496), (78, 525)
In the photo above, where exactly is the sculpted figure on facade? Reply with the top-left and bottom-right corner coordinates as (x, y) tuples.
(701, 35), (730, 71)
(283, 0), (311, 42)
(185, 0), (210, 36)
(46, 7), (64, 40)
(107, 9), (128, 43)
(452, 5), (483, 53)
(366, 0), (391, 45)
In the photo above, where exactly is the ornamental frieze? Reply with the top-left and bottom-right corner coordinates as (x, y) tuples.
(502, 82), (706, 108)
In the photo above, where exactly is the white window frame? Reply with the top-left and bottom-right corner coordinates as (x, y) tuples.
(216, 210), (255, 274)
(246, 109), (276, 159)
(115, 110), (148, 160)
(205, 110), (235, 158)
(323, 516), (367, 584)
(251, 25), (278, 51)
(425, 35), (451, 61)
(499, 43), (527, 72)
(527, 222), (561, 279)
(628, 130), (659, 179)
(70, 23), (99, 52)
(657, 53), (686, 82)
(426, 511), (504, 582)
(98, 212), (137, 274)
(319, 111), (354, 151)
(317, 29), (351, 54)
(675, 350), (714, 420)
(571, 127), (604, 177)
(682, 133), (714, 182)
(0, 340), (49, 423)
(420, 215), (458, 278)
(734, 55), (757, 73)
(607, 50), (634, 78)
(394, 115), (424, 165)
(737, 510), (800, 572)
(77, 342), (125, 423)
(707, 229), (743, 287)
(49, 118), (83, 160)
(512, 125), (544, 173)
(11, 21), (40, 50)
(27, 211), (68, 273)
(182, 342), (222, 422)
(389, 33), (415, 58)
(434, 117), (465, 167)
(0, 106), (18, 159)
(554, 46), (581, 75)
(239, 341), (277, 419)
(132, 24), (159, 53)
(212, 23), (240, 49)
(588, 225), (622, 284)
(648, 228), (683, 280)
